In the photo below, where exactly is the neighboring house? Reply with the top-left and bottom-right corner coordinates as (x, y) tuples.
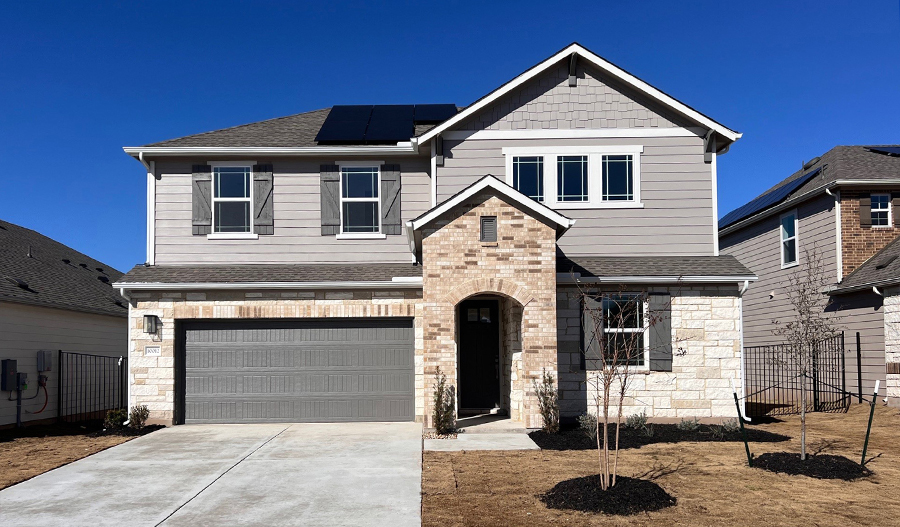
(115, 43), (755, 428)
(0, 219), (128, 426)
(719, 145), (900, 407)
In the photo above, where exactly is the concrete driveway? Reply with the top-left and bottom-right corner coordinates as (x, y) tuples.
(0, 422), (422, 527)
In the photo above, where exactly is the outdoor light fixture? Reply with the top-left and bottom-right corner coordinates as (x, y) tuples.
(143, 315), (159, 334)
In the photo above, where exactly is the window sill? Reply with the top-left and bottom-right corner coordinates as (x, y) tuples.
(781, 261), (799, 270)
(553, 201), (644, 210)
(335, 233), (387, 240)
(206, 233), (259, 240)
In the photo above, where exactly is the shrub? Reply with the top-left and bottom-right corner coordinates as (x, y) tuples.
(624, 411), (648, 431)
(532, 371), (559, 433)
(432, 369), (456, 435)
(709, 425), (726, 440)
(129, 405), (150, 429)
(642, 424), (655, 438)
(722, 418), (740, 433)
(103, 408), (128, 430)
(577, 413), (598, 441)
(677, 417), (701, 431)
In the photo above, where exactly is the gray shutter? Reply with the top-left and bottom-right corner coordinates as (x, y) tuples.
(859, 195), (872, 227)
(253, 164), (274, 235)
(648, 293), (673, 372)
(582, 296), (602, 369)
(192, 165), (212, 235)
(892, 193), (900, 227)
(320, 165), (340, 235)
(381, 164), (401, 235)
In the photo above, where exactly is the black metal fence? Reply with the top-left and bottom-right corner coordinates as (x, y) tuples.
(744, 333), (850, 417)
(58, 351), (127, 423)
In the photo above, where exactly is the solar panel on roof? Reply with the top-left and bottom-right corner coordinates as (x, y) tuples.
(720, 167), (822, 228)
(365, 105), (415, 143)
(869, 147), (900, 156)
(414, 104), (458, 123)
(314, 105), (373, 143)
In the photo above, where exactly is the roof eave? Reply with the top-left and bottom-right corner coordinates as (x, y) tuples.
(113, 278), (424, 291)
(556, 274), (757, 284)
(123, 142), (420, 158)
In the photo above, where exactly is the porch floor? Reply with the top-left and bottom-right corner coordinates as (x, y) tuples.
(424, 415), (539, 451)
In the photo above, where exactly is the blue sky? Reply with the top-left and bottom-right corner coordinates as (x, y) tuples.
(1, 1), (898, 272)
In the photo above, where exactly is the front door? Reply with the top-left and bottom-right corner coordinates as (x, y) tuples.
(458, 299), (500, 410)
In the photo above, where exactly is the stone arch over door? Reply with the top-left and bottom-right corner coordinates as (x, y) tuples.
(444, 277), (534, 307)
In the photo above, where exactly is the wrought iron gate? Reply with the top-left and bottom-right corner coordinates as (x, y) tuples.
(58, 351), (127, 423)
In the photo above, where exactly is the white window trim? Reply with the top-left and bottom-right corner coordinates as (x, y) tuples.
(780, 210), (799, 269)
(337, 161), (384, 237)
(502, 145), (643, 210)
(871, 193), (892, 228)
(207, 161), (256, 240)
(597, 294), (650, 370)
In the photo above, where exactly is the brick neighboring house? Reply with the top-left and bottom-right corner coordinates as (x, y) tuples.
(719, 145), (900, 406)
(115, 43), (755, 428)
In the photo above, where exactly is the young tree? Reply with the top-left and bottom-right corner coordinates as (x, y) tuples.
(771, 245), (841, 460)
(578, 284), (677, 490)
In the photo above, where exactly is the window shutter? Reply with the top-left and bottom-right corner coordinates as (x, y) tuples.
(581, 296), (603, 369)
(892, 192), (900, 227)
(320, 165), (340, 235)
(648, 293), (673, 372)
(191, 165), (212, 235)
(859, 195), (872, 227)
(380, 164), (402, 235)
(253, 164), (274, 235)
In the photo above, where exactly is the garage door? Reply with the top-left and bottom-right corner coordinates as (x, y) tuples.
(182, 319), (414, 423)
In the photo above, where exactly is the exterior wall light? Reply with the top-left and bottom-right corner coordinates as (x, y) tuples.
(143, 315), (159, 334)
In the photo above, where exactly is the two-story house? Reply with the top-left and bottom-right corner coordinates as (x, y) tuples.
(115, 43), (755, 427)
(719, 145), (900, 407)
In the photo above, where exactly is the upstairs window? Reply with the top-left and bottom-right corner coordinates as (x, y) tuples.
(213, 166), (252, 233)
(602, 155), (634, 201)
(512, 156), (544, 202)
(557, 155), (589, 202)
(780, 211), (798, 267)
(341, 166), (380, 233)
(871, 194), (891, 227)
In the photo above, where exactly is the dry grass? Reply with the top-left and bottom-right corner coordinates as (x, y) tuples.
(0, 423), (134, 490)
(423, 404), (900, 526)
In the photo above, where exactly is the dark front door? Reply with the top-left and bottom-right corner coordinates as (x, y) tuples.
(458, 299), (500, 410)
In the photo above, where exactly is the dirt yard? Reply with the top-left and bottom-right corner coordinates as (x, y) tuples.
(423, 404), (900, 526)
(0, 423), (136, 490)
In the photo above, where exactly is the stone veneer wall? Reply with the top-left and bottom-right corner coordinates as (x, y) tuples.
(841, 190), (900, 277)
(420, 192), (558, 428)
(127, 289), (423, 424)
(557, 284), (743, 420)
(882, 288), (900, 406)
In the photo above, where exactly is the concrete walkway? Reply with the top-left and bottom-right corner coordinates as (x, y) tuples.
(0, 422), (422, 527)
(424, 416), (540, 451)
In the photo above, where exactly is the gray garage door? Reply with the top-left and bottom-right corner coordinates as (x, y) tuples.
(183, 319), (414, 423)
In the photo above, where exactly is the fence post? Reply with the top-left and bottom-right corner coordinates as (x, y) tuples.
(856, 332), (863, 403)
(57, 350), (63, 423)
(841, 332), (847, 409)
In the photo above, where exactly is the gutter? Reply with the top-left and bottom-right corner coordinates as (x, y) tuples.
(828, 278), (900, 296)
(123, 143), (420, 157)
(556, 273), (757, 284)
(113, 277), (424, 291)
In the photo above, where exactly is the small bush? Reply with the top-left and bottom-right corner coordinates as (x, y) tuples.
(677, 417), (701, 431)
(577, 413), (598, 441)
(624, 411), (648, 431)
(103, 408), (128, 430)
(642, 424), (655, 438)
(432, 368), (456, 435)
(532, 371), (559, 433)
(708, 425), (726, 441)
(129, 405), (150, 429)
(722, 418), (740, 433)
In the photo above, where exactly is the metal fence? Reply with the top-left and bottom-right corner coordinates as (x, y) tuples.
(58, 351), (127, 423)
(744, 333), (850, 417)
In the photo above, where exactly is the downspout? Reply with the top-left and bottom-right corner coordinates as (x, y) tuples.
(737, 280), (750, 421)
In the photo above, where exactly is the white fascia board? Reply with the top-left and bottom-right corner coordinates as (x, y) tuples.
(442, 128), (701, 141)
(557, 274), (758, 284)
(417, 43), (741, 145)
(113, 278), (423, 291)
(123, 144), (419, 157)
(409, 176), (576, 232)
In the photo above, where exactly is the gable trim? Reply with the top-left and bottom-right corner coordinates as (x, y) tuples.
(442, 128), (700, 141)
(417, 43), (741, 145)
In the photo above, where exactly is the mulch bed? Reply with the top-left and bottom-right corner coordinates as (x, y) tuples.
(530, 424), (790, 451)
(540, 475), (676, 515)
(423, 431), (458, 440)
(89, 424), (165, 438)
(754, 452), (872, 480)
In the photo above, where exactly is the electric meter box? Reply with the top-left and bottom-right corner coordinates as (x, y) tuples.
(1, 360), (16, 391)
(37, 350), (53, 372)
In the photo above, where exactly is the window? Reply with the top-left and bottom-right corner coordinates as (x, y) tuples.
(341, 166), (380, 233)
(480, 216), (497, 242)
(602, 155), (634, 201)
(871, 194), (891, 227)
(584, 294), (646, 366)
(781, 211), (798, 267)
(557, 155), (589, 202)
(512, 156), (544, 201)
(212, 166), (252, 233)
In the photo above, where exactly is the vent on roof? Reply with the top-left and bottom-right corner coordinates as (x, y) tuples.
(79, 263), (88, 269)
(4, 277), (29, 289)
(803, 157), (821, 170)
(62, 259), (70, 265)
(98, 276), (110, 284)
(96, 267), (104, 273)
(875, 255), (898, 270)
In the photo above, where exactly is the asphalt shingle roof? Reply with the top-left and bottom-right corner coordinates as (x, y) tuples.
(832, 236), (900, 294)
(116, 263), (423, 285)
(558, 254), (755, 279)
(0, 219), (127, 317)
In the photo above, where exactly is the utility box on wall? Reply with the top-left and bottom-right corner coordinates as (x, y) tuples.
(37, 350), (53, 372)
(1, 360), (17, 391)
